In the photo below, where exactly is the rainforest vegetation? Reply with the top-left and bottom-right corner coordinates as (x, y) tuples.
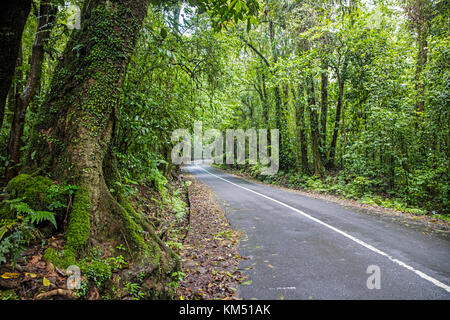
(0, 0), (448, 299)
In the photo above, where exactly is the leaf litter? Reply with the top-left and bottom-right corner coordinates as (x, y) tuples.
(175, 174), (249, 300)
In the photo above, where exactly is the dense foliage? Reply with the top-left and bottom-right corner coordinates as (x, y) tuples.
(213, 0), (449, 216)
(0, 0), (448, 298)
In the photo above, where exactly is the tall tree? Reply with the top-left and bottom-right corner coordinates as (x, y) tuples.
(25, 0), (177, 292)
(328, 53), (348, 169)
(403, 0), (433, 112)
(292, 86), (309, 173)
(5, 0), (57, 181)
(0, 0), (32, 131)
(319, 60), (328, 165)
(306, 75), (323, 175)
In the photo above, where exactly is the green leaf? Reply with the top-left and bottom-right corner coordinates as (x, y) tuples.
(30, 211), (57, 229)
(160, 28), (167, 39)
(235, 1), (242, 14)
(0, 226), (8, 241)
(10, 201), (33, 215)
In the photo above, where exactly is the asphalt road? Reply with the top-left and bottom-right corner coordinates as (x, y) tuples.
(184, 163), (450, 300)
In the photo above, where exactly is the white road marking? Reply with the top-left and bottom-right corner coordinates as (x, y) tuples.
(195, 165), (450, 294)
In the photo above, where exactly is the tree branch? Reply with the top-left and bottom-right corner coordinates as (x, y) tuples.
(239, 35), (271, 69)
(20, 0), (56, 106)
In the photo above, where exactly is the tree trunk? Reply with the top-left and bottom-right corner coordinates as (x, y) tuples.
(5, 0), (56, 181)
(306, 75), (323, 176)
(268, 19), (280, 127)
(268, 19), (288, 168)
(261, 71), (269, 126)
(292, 86), (309, 173)
(415, 22), (427, 112)
(6, 46), (24, 118)
(0, 0), (31, 131)
(328, 63), (347, 169)
(406, 0), (430, 113)
(25, 0), (177, 297)
(319, 62), (328, 164)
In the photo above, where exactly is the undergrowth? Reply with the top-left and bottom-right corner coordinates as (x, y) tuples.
(216, 163), (449, 221)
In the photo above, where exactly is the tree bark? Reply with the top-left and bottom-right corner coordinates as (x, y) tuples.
(292, 86), (309, 173)
(306, 75), (323, 176)
(5, 0), (57, 181)
(415, 22), (427, 112)
(319, 62), (328, 164)
(328, 59), (347, 170)
(0, 0), (31, 131)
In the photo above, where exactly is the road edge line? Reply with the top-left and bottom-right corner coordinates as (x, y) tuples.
(196, 165), (450, 294)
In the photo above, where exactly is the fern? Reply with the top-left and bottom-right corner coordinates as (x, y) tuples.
(0, 222), (36, 266)
(0, 187), (64, 265)
(0, 226), (8, 241)
(29, 211), (57, 229)
(6, 199), (57, 229)
(7, 199), (34, 215)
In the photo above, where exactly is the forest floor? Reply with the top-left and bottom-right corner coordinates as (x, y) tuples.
(0, 178), (185, 300)
(213, 166), (450, 235)
(175, 174), (248, 300)
(0, 172), (248, 300)
(0, 233), (76, 300)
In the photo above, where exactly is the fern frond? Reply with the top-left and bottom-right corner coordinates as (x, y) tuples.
(30, 211), (57, 229)
(10, 201), (34, 215)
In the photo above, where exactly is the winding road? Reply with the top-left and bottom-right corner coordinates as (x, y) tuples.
(184, 163), (450, 300)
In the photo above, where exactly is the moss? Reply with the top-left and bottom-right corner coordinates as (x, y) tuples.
(104, 192), (174, 275)
(80, 258), (112, 288)
(116, 201), (149, 257)
(0, 289), (18, 300)
(0, 174), (68, 220)
(118, 198), (181, 287)
(5, 174), (54, 210)
(43, 247), (76, 269)
(65, 187), (91, 251)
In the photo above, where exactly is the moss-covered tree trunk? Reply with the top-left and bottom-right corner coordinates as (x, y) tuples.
(24, 0), (178, 298)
